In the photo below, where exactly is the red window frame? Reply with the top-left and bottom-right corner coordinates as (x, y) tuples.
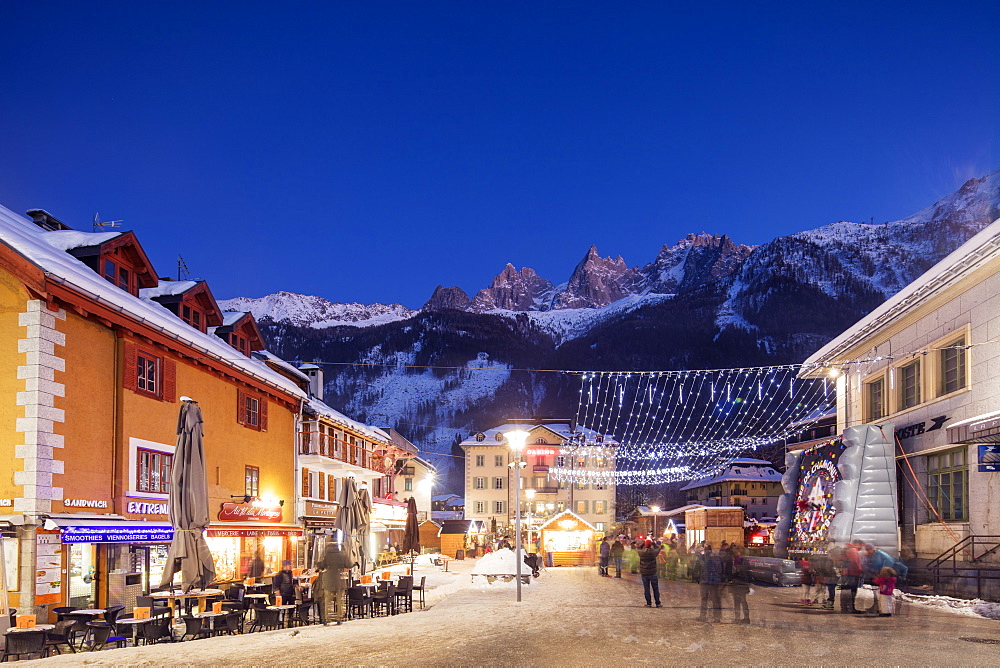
(123, 342), (176, 402)
(137, 448), (173, 494)
(237, 388), (268, 431)
(180, 304), (205, 332)
(101, 255), (137, 295)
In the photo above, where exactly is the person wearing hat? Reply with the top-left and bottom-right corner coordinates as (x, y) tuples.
(273, 559), (297, 604)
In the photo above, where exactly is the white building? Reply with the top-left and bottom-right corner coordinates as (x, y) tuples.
(396, 456), (437, 521)
(801, 217), (1000, 562)
(679, 458), (783, 520)
(460, 420), (617, 534)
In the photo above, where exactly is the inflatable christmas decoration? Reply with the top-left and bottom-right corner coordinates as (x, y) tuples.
(774, 424), (899, 558)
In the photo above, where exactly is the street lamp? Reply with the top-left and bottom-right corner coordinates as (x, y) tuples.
(505, 429), (529, 602)
(650, 505), (660, 539)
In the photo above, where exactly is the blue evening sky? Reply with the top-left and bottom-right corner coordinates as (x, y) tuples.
(1, 2), (998, 308)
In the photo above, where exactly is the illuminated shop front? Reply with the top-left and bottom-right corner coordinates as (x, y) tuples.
(539, 511), (596, 567)
(208, 499), (302, 582)
(370, 499), (407, 561)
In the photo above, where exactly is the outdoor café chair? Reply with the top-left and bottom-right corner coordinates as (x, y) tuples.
(222, 611), (243, 635)
(1, 629), (49, 661)
(135, 617), (174, 645)
(51, 606), (78, 621)
(248, 608), (282, 633)
(347, 586), (372, 620)
(412, 576), (427, 609)
(292, 602), (313, 627)
(393, 576), (413, 613)
(179, 616), (211, 642)
(44, 619), (78, 655)
(372, 583), (396, 617)
(81, 622), (127, 651)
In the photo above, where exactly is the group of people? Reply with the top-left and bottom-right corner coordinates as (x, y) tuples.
(597, 536), (750, 622)
(797, 540), (907, 617)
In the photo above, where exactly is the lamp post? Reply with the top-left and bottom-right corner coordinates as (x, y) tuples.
(650, 505), (660, 539)
(505, 429), (529, 602)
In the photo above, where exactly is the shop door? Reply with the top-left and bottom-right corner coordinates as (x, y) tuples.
(68, 543), (97, 608)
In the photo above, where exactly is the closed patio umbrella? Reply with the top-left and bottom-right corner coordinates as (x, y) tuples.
(160, 399), (216, 590)
(400, 497), (420, 555)
(334, 478), (365, 573)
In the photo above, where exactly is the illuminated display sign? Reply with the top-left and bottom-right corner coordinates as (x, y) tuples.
(526, 447), (557, 456)
(61, 525), (174, 544)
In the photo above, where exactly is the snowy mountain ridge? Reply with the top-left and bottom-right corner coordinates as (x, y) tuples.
(218, 291), (417, 329)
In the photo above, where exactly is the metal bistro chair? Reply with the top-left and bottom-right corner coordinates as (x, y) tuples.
(103, 605), (126, 625)
(248, 607), (282, 633)
(179, 616), (211, 642)
(81, 622), (127, 652)
(1, 629), (50, 662)
(135, 617), (174, 646)
(222, 611), (243, 635)
(412, 576), (427, 609)
(292, 601), (314, 627)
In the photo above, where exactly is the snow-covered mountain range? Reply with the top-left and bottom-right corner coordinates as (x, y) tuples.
(225, 168), (1000, 490)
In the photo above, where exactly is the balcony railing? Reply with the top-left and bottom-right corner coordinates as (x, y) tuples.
(298, 431), (394, 473)
(531, 487), (559, 494)
(532, 464), (549, 472)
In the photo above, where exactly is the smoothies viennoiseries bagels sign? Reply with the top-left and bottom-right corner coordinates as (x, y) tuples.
(218, 501), (282, 522)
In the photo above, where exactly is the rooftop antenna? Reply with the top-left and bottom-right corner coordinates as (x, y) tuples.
(177, 255), (191, 280)
(93, 212), (122, 232)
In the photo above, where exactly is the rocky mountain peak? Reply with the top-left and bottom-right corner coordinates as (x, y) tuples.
(642, 233), (755, 294)
(469, 264), (554, 312)
(423, 285), (471, 311)
(550, 246), (640, 310)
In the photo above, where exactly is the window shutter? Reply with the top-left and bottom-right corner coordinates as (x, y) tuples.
(328, 475), (336, 502)
(318, 473), (326, 500)
(237, 389), (247, 425)
(259, 398), (268, 432)
(302, 467), (310, 498)
(123, 341), (137, 391)
(163, 359), (176, 402)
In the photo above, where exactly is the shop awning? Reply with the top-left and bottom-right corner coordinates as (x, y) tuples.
(206, 524), (303, 537)
(41, 515), (174, 543)
(948, 410), (1000, 444)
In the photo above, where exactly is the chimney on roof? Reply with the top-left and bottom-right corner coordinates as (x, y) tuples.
(299, 364), (324, 401)
(26, 209), (73, 231)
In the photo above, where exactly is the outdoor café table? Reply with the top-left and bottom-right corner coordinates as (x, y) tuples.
(116, 617), (150, 645)
(5, 624), (55, 633)
(244, 583), (270, 593)
(266, 604), (296, 628)
(66, 609), (106, 619)
(150, 589), (225, 617)
(195, 611), (227, 634)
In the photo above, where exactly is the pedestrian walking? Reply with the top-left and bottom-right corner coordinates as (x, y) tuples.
(637, 540), (662, 607)
(598, 536), (611, 577)
(697, 544), (723, 622)
(720, 541), (734, 582)
(272, 559), (297, 604)
(811, 552), (837, 609)
(873, 566), (897, 617)
(838, 541), (865, 614)
(628, 540), (640, 574)
(729, 577), (751, 624)
(798, 557), (816, 604)
(611, 538), (624, 577)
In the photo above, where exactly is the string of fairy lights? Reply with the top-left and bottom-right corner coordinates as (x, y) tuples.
(548, 363), (836, 485)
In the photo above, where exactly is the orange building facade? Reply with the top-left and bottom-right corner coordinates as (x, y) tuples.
(1, 206), (307, 616)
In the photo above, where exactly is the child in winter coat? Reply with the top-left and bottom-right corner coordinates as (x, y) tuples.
(873, 566), (897, 617)
(798, 557), (815, 604)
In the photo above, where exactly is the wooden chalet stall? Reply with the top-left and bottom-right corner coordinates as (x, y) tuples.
(684, 506), (745, 549)
(419, 520), (441, 553)
(540, 511), (596, 567)
(438, 519), (486, 559)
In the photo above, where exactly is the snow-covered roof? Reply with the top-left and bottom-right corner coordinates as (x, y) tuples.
(0, 203), (305, 400)
(460, 421), (615, 446)
(432, 493), (462, 502)
(802, 216), (1000, 368)
(406, 456), (438, 473)
(222, 311), (249, 327)
(140, 279), (200, 299)
(633, 503), (705, 517)
(304, 396), (390, 444)
(39, 229), (123, 252)
(679, 459), (782, 491)
(298, 363), (321, 371)
(539, 510), (597, 532)
(253, 349), (310, 383)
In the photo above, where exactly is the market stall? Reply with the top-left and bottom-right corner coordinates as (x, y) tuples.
(539, 511), (596, 567)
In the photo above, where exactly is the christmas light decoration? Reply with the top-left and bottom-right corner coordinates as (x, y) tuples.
(552, 363), (835, 484)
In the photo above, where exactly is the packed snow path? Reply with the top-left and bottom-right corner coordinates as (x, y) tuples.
(27, 562), (1000, 666)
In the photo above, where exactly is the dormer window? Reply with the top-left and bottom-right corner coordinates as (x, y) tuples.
(475, 433), (485, 442)
(102, 257), (133, 292)
(180, 304), (203, 331)
(230, 333), (249, 356)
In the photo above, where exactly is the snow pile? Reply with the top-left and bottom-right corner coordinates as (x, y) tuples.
(898, 591), (1000, 619)
(471, 549), (520, 576)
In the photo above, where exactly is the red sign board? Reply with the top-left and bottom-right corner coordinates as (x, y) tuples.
(526, 447), (557, 456)
(206, 527), (301, 537)
(218, 502), (282, 522)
